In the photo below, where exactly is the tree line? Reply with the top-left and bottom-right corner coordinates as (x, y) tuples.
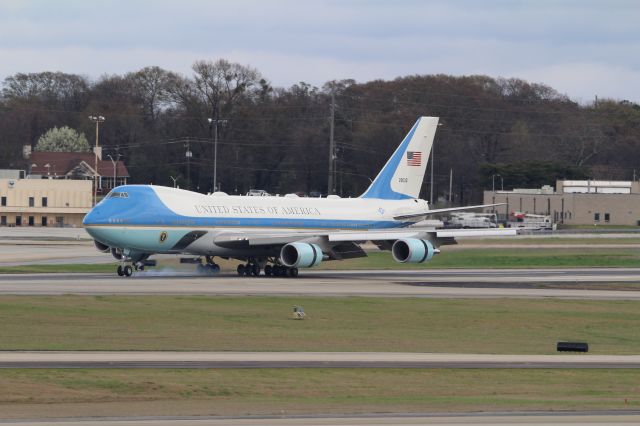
(1, 59), (639, 204)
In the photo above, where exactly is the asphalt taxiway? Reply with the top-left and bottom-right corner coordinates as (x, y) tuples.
(0, 268), (639, 299)
(2, 351), (640, 369)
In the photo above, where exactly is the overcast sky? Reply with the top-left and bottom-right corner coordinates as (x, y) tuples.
(1, 0), (638, 103)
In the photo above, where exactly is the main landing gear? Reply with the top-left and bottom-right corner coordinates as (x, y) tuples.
(236, 260), (299, 278)
(265, 264), (298, 278)
(197, 256), (220, 276)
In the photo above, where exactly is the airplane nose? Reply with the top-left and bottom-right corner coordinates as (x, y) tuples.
(83, 207), (101, 226)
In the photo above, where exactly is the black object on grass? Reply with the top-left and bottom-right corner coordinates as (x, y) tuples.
(557, 342), (589, 352)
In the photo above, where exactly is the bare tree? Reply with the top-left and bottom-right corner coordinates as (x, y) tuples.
(191, 59), (261, 117)
(127, 66), (179, 122)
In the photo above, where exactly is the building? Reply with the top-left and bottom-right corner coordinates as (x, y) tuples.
(25, 148), (129, 195)
(0, 175), (92, 227)
(484, 180), (640, 226)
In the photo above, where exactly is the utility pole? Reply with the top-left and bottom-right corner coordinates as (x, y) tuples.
(185, 138), (192, 191)
(448, 168), (453, 203)
(208, 117), (227, 192)
(328, 93), (335, 195)
(88, 115), (105, 206)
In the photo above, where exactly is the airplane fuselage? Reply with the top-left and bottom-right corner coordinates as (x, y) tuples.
(83, 185), (429, 256)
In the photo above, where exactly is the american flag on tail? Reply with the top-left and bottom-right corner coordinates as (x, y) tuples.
(406, 151), (422, 166)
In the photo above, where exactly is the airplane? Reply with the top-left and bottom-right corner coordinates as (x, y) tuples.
(83, 116), (515, 278)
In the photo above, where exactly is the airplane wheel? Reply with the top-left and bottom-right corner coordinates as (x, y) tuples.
(275, 265), (285, 277)
(124, 265), (133, 277)
(237, 264), (245, 276)
(212, 264), (220, 273)
(197, 264), (205, 274)
(289, 267), (299, 278)
(117, 265), (124, 277)
(251, 264), (260, 276)
(264, 265), (272, 276)
(243, 264), (252, 276)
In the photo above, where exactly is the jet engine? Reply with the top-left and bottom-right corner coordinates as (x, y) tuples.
(94, 240), (110, 253)
(280, 243), (323, 268)
(111, 247), (123, 260)
(391, 238), (437, 263)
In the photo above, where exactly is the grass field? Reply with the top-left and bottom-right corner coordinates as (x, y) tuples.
(1, 368), (639, 418)
(1, 296), (639, 354)
(318, 248), (640, 269)
(456, 237), (640, 245)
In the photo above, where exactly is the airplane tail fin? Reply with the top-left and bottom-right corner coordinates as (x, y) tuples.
(360, 116), (439, 200)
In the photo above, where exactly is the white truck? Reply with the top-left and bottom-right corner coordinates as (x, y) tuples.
(508, 212), (554, 231)
(447, 212), (498, 229)
(246, 189), (271, 197)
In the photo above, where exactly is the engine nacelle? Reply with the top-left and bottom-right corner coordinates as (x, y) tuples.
(94, 240), (110, 253)
(392, 238), (436, 263)
(111, 247), (123, 260)
(280, 243), (323, 268)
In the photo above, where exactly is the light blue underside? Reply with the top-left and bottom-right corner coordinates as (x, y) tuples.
(87, 227), (193, 252)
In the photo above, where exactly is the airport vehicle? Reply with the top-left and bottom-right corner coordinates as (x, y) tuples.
(447, 212), (498, 229)
(246, 189), (271, 196)
(83, 117), (515, 277)
(508, 211), (554, 231)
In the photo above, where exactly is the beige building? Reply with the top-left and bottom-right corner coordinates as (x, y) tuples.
(0, 177), (92, 227)
(484, 180), (640, 226)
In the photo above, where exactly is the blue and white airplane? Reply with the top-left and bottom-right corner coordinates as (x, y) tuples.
(83, 116), (514, 277)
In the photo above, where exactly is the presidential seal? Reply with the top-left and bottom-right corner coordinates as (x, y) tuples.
(159, 231), (168, 243)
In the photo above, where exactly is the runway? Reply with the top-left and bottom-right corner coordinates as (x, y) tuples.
(2, 351), (640, 369)
(0, 268), (639, 299)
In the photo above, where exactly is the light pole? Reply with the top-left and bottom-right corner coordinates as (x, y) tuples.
(170, 176), (178, 188)
(492, 174), (504, 192)
(89, 115), (105, 205)
(107, 154), (121, 190)
(208, 117), (227, 192)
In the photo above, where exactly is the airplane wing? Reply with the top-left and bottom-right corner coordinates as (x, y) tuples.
(214, 227), (516, 248)
(393, 203), (505, 220)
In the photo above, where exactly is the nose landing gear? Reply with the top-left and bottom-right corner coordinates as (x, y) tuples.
(116, 264), (133, 277)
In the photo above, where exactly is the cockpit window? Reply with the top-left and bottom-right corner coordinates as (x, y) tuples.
(106, 191), (129, 199)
